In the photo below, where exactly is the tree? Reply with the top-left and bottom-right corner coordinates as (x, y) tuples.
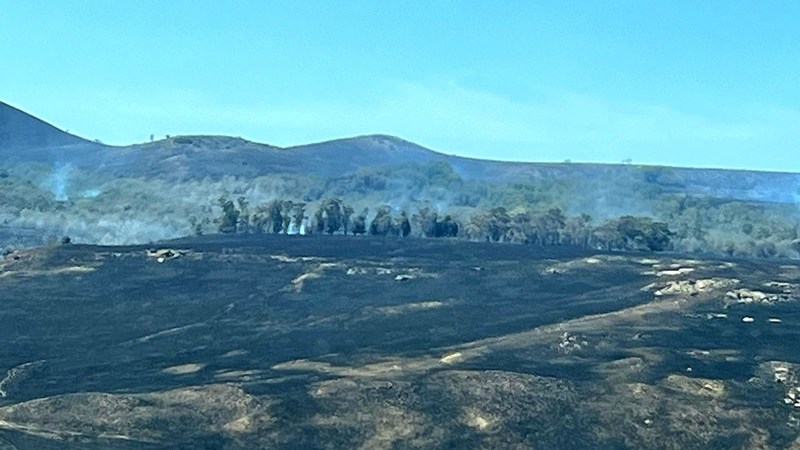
(370, 206), (396, 236)
(267, 200), (284, 233)
(217, 196), (240, 234)
(249, 199), (285, 233)
(412, 208), (459, 238)
(352, 212), (367, 235)
(291, 202), (306, 234)
(643, 221), (673, 251)
(468, 207), (510, 242)
(342, 205), (354, 235)
(236, 197), (250, 234)
(412, 207), (438, 238)
(315, 198), (344, 234)
(563, 213), (592, 248)
(590, 221), (622, 251)
(436, 215), (459, 237)
(538, 208), (566, 245)
(397, 211), (411, 237)
(611, 216), (673, 252)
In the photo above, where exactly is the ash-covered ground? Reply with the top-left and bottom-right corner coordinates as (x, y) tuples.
(0, 235), (799, 449)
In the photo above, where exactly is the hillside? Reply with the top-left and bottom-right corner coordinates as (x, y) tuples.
(0, 101), (798, 258)
(0, 102), (89, 150)
(1, 100), (799, 201)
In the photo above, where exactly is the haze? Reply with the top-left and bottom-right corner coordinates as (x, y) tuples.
(1, 0), (798, 171)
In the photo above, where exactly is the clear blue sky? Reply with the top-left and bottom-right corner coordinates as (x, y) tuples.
(1, 0), (798, 171)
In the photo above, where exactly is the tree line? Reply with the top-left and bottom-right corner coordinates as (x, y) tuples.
(214, 196), (673, 252)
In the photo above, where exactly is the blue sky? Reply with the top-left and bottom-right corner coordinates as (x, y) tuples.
(1, 0), (798, 171)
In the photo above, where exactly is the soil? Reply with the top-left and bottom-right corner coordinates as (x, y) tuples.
(0, 235), (798, 449)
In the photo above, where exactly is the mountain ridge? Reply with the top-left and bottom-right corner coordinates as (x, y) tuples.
(3, 100), (798, 176)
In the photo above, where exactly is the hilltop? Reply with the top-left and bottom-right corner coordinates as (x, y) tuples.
(1, 100), (798, 201)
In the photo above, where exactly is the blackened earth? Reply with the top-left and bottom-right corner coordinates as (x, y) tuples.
(0, 235), (799, 449)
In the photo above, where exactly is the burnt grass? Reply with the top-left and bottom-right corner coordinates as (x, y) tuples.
(0, 235), (799, 449)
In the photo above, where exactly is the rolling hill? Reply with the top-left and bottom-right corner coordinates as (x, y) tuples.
(0, 100), (798, 257)
(1, 100), (799, 203)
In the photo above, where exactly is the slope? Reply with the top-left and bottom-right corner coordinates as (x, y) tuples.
(0, 101), (88, 150)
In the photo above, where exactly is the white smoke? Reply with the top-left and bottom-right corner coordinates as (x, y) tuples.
(81, 188), (102, 198)
(40, 162), (73, 201)
(300, 218), (308, 235)
(287, 222), (298, 235)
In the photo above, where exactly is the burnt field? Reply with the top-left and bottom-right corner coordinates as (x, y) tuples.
(0, 235), (799, 449)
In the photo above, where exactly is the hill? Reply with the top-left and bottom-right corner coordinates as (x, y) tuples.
(0, 102), (89, 150)
(0, 101), (798, 258)
(1, 100), (798, 202)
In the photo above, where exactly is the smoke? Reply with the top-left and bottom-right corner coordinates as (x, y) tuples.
(793, 185), (800, 211)
(287, 222), (299, 235)
(81, 188), (102, 198)
(40, 162), (73, 201)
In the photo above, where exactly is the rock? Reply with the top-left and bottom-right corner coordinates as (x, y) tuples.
(346, 267), (368, 275)
(440, 352), (463, 364)
(556, 332), (588, 354)
(774, 368), (791, 384)
(726, 288), (786, 305)
(147, 248), (187, 262)
(648, 278), (739, 297)
(656, 267), (695, 277)
(763, 281), (800, 294)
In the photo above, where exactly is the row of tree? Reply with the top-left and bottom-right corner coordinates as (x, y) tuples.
(462, 207), (671, 251)
(215, 197), (673, 252)
(216, 197), (416, 237)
